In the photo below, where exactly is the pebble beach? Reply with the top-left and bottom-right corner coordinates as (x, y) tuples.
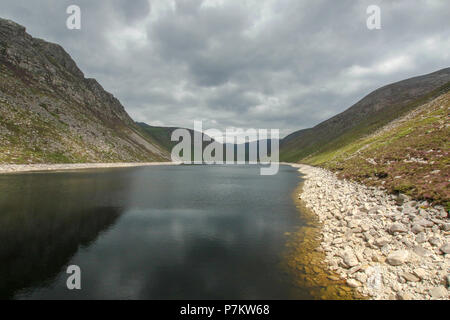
(295, 164), (449, 300)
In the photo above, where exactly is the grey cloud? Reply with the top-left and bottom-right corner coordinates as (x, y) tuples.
(0, 0), (448, 136)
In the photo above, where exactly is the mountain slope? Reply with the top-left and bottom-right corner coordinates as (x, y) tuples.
(280, 68), (450, 163)
(136, 122), (202, 153)
(136, 122), (217, 161)
(308, 91), (449, 207)
(0, 18), (169, 164)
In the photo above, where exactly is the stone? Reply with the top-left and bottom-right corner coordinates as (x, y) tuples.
(439, 243), (450, 254)
(428, 237), (440, 247)
(416, 233), (427, 244)
(411, 224), (424, 234)
(312, 266), (321, 273)
(346, 279), (361, 288)
(387, 250), (409, 266)
(401, 239), (413, 248)
(412, 246), (430, 257)
(413, 268), (427, 280)
(372, 254), (385, 263)
(360, 224), (370, 232)
(389, 223), (407, 233)
(439, 210), (448, 219)
(397, 194), (409, 203)
(402, 272), (420, 282)
(355, 251), (364, 263)
(351, 227), (362, 234)
(366, 266), (383, 291)
(440, 223), (450, 231)
(342, 250), (359, 268)
(430, 286), (448, 299)
(375, 237), (390, 247)
(380, 244), (391, 255)
(348, 265), (361, 274)
(355, 272), (367, 284)
(363, 248), (372, 257)
(348, 220), (360, 229)
(363, 232), (372, 242)
(397, 293), (413, 300)
(414, 218), (434, 228)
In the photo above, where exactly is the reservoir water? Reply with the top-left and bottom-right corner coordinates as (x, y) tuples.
(0, 164), (311, 299)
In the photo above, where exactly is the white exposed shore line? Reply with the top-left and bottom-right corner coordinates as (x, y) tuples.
(287, 163), (449, 300)
(0, 162), (181, 174)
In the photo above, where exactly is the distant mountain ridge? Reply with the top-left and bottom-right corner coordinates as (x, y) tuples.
(137, 122), (276, 162)
(0, 18), (169, 163)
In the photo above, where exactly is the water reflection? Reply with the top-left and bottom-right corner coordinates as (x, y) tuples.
(0, 165), (309, 299)
(0, 170), (132, 299)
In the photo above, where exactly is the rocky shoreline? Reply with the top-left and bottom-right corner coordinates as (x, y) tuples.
(294, 164), (449, 300)
(0, 162), (180, 174)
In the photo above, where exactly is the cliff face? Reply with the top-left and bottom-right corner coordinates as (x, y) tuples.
(0, 18), (169, 163)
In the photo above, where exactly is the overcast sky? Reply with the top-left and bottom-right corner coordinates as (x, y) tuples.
(1, 0), (449, 138)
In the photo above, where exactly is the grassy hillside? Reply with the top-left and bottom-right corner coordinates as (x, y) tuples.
(304, 91), (449, 208)
(137, 123), (186, 152)
(280, 69), (450, 163)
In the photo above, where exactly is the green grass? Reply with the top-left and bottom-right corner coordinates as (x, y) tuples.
(280, 82), (450, 163)
(304, 91), (449, 207)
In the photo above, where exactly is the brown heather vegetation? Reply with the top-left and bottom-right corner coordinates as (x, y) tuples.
(307, 91), (449, 209)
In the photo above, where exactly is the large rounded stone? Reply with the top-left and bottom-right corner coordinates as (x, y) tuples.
(389, 223), (407, 233)
(342, 250), (359, 268)
(387, 250), (409, 266)
(413, 268), (427, 280)
(346, 279), (361, 288)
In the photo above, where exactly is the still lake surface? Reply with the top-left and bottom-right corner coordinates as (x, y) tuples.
(0, 164), (311, 299)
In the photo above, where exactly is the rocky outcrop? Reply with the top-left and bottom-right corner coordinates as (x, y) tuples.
(296, 164), (449, 300)
(0, 18), (169, 163)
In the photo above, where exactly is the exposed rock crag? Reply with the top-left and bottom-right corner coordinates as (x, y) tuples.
(0, 18), (169, 163)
